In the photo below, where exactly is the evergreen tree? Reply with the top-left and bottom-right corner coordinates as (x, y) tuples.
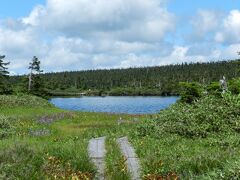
(28, 56), (44, 95)
(0, 55), (9, 77)
(0, 55), (11, 94)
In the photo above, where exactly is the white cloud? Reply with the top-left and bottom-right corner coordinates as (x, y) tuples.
(191, 10), (220, 36)
(22, 5), (46, 26)
(220, 43), (240, 59)
(0, 25), (49, 73)
(215, 10), (240, 44)
(23, 0), (175, 42)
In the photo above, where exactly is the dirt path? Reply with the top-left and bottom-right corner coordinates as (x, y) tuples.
(117, 137), (141, 180)
(88, 137), (106, 180)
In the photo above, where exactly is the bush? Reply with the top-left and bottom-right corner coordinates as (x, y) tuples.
(179, 82), (203, 103)
(206, 82), (222, 96)
(137, 93), (240, 138)
(229, 78), (240, 95)
(0, 82), (13, 95)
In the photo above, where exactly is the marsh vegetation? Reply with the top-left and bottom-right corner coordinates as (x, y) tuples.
(0, 90), (239, 179)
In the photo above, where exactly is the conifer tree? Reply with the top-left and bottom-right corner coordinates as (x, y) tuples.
(0, 55), (11, 94)
(28, 56), (43, 94)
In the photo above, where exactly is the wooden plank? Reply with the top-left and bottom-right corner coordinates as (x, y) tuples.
(117, 137), (141, 180)
(88, 137), (106, 180)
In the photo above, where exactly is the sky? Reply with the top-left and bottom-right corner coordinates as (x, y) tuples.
(0, 0), (240, 75)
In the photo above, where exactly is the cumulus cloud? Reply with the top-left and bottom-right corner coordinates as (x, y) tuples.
(41, 37), (174, 71)
(185, 9), (240, 58)
(0, 24), (49, 74)
(191, 10), (220, 36)
(215, 10), (240, 44)
(22, 5), (46, 26)
(23, 0), (175, 42)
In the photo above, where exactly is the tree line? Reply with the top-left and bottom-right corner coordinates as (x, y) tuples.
(1, 53), (240, 97)
(41, 59), (240, 96)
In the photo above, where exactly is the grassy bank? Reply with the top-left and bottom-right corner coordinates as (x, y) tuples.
(0, 94), (239, 179)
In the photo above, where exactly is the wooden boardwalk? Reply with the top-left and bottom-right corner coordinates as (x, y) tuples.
(88, 137), (106, 180)
(117, 137), (141, 180)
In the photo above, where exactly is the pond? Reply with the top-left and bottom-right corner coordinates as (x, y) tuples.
(50, 96), (179, 114)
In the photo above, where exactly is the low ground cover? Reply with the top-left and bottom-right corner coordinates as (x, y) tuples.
(0, 94), (239, 179)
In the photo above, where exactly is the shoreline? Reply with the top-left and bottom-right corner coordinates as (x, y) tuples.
(47, 91), (179, 98)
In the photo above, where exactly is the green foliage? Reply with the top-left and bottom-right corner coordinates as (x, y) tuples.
(0, 84), (12, 95)
(180, 78), (240, 103)
(0, 143), (45, 179)
(28, 56), (47, 97)
(134, 88), (240, 178)
(0, 55), (12, 95)
(0, 115), (16, 139)
(0, 95), (52, 108)
(137, 93), (240, 138)
(30, 76), (48, 98)
(179, 82), (203, 103)
(229, 78), (240, 95)
(206, 82), (222, 96)
(136, 120), (158, 137)
(105, 138), (131, 179)
(28, 56), (43, 73)
(0, 55), (9, 78)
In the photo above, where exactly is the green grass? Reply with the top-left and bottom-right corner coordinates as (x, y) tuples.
(0, 95), (146, 179)
(0, 94), (239, 179)
(0, 94), (52, 108)
(105, 137), (131, 180)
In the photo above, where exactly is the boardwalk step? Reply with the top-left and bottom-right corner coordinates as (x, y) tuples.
(117, 137), (141, 180)
(88, 137), (106, 180)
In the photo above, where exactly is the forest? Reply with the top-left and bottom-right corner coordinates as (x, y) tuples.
(9, 59), (240, 96)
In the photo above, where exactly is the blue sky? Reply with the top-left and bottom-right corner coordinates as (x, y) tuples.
(0, 0), (45, 18)
(1, 0), (238, 21)
(0, 0), (239, 74)
(169, 0), (240, 14)
(0, 0), (234, 17)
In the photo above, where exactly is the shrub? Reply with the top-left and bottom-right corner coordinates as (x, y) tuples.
(179, 82), (204, 103)
(229, 78), (240, 95)
(137, 93), (240, 138)
(206, 82), (222, 96)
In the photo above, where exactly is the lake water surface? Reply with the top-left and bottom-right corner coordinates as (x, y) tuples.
(50, 96), (179, 114)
